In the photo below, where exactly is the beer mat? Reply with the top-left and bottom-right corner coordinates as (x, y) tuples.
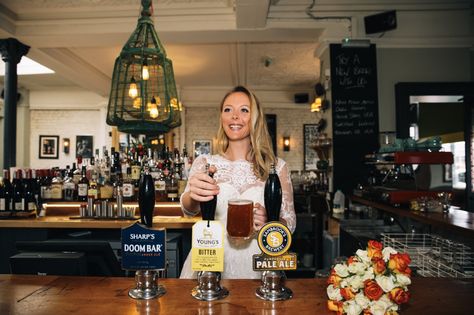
(0, 211), (37, 219)
(69, 216), (138, 221)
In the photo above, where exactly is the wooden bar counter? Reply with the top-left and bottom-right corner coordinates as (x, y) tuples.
(0, 275), (473, 315)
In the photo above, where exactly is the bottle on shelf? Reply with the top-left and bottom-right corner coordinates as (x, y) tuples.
(77, 166), (89, 202)
(122, 167), (135, 202)
(88, 174), (99, 200)
(50, 170), (63, 201)
(0, 170), (13, 212)
(154, 168), (167, 202)
(167, 168), (179, 202)
(12, 169), (24, 211)
(63, 167), (76, 201)
(22, 169), (37, 212)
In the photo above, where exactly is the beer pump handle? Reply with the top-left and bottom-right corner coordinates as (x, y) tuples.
(200, 164), (217, 226)
(264, 163), (282, 222)
(138, 167), (155, 227)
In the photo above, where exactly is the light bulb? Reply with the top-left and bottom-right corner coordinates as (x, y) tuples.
(150, 105), (158, 118)
(128, 77), (138, 98)
(133, 97), (141, 109)
(142, 63), (149, 81)
(310, 97), (322, 112)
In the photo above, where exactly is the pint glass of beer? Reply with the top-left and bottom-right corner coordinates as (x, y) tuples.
(226, 199), (254, 239)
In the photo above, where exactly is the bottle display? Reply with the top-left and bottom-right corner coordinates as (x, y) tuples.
(264, 163), (282, 222)
(4, 145), (191, 206)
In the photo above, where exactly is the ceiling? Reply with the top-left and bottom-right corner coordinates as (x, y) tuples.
(0, 0), (472, 97)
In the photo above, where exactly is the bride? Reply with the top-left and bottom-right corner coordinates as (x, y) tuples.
(179, 86), (296, 279)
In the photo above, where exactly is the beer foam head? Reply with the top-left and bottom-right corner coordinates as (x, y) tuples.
(228, 199), (253, 205)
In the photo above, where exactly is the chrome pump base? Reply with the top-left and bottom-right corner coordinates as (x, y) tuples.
(191, 271), (229, 301)
(129, 270), (166, 300)
(255, 271), (293, 301)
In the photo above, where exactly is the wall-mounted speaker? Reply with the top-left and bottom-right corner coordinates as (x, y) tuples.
(364, 10), (397, 34)
(294, 93), (309, 104)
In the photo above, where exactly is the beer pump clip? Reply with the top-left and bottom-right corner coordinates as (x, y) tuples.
(191, 164), (228, 301)
(122, 168), (167, 300)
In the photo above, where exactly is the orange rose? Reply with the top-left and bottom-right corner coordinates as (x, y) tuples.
(389, 287), (410, 305)
(327, 270), (342, 287)
(388, 253), (411, 274)
(363, 309), (372, 315)
(327, 300), (343, 314)
(367, 240), (383, 259)
(340, 287), (356, 300)
(347, 256), (358, 265)
(372, 258), (386, 275)
(364, 279), (384, 301)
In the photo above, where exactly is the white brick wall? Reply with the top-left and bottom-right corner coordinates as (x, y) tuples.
(30, 109), (106, 169)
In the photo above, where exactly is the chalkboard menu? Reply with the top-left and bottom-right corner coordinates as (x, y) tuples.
(330, 43), (379, 193)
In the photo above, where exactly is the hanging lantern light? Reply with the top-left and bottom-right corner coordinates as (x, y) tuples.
(106, 0), (181, 134)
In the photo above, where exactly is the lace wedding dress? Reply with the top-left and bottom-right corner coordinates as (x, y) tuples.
(179, 154), (296, 279)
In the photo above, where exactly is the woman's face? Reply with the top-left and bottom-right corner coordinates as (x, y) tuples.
(221, 91), (252, 141)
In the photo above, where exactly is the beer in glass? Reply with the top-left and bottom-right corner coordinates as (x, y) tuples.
(226, 199), (254, 238)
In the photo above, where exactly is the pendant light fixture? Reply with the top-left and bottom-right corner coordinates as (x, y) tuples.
(106, 0), (182, 135)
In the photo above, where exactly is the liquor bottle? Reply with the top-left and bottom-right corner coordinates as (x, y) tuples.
(77, 166), (89, 201)
(39, 169), (50, 202)
(264, 163), (282, 222)
(200, 164), (217, 221)
(63, 170), (76, 201)
(88, 174), (99, 200)
(131, 152), (141, 182)
(122, 167), (135, 202)
(50, 170), (63, 201)
(22, 170), (37, 212)
(12, 170), (23, 211)
(0, 170), (13, 211)
(167, 168), (179, 202)
(138, 167), (155, 227)
(154, 169), (167, 202)
(31, 169), (42, 211)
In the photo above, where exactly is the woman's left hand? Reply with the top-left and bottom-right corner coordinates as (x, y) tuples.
(253, 202), (267, 231)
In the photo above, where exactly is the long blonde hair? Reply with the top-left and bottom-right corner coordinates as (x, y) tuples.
(216, 86), (276, 180)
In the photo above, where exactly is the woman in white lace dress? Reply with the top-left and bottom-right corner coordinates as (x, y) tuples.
(180, 86), (296, 279)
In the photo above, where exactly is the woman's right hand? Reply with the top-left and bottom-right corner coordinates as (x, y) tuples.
(187, 165), (219, 202)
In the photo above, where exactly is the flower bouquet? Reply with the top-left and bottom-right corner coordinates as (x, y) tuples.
(327, 240), (411, 315)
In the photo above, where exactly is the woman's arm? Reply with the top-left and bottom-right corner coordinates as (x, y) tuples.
(277, 159), (296, 233)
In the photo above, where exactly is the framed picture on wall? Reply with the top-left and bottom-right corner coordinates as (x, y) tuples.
(76, 135), (93, 159)
(303, 124), (319, 170)
(193, 140), (212, 158)
(39, 135), (59, 159)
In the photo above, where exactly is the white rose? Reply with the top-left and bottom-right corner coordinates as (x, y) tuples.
(334, 263), (350, 278)
(326, 284), (343, 301)
(348, 275), (364, 291)
(348, 262), (366, 275)
(361, 267), (375, 281)
(369, 295), (393, 315)
(356, 249), (371, 265)
(355, 292), (370, 309)
(396, 273), (411, 287)
(343, 300), (363, 315)
(382, 247), (397, 262)
(376, 275), (396, 292)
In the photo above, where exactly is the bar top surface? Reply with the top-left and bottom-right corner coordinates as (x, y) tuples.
(0, 275), (472, 315)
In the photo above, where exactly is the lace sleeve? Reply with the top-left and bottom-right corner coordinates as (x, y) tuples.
(180, 154), (209, 216)
(276, 158), (296, 233)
